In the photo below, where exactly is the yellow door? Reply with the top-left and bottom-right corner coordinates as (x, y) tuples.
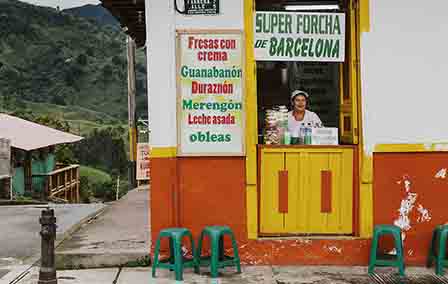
(296, 149), (353, 234)
(260, 148), (353, 235)
(260, 151), (286, 234)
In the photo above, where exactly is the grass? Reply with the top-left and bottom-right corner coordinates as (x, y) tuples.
(66, 119), (127, 136)
(79, 165), (112, 184)
(25, 101), (121, 124)
(18, 101), (128, 140)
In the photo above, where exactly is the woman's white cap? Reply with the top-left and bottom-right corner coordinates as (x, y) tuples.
(291, 90), (309, 101)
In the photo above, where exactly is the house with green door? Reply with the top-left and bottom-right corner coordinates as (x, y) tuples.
(0, 114), (83, 202)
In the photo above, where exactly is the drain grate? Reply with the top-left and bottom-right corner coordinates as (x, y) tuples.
(369, 273), (448, 284)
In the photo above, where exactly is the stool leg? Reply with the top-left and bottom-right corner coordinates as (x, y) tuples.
(152, 236), (162, 278)
(436, 232), (447, 276)
(395, 232), (405, 276)
(195, 231), (205, 274)
(210, 235), (220, 278)
(169, 238), (174, 271)
(230, 232), (241, 274)
(173, 236), (184, 281)
(219, 236), (224, 261)
(188, 232), (200, 274)
(427, 229), (437, 268)
(368, 232), (379, 275)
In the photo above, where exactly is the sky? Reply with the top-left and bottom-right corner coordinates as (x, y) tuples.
(20, 0), (100, 10)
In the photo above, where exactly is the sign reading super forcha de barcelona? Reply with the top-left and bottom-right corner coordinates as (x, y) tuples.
(254, 11), (345, 62)
(185, 0), (219, 15)
(177, 32), (245, 156)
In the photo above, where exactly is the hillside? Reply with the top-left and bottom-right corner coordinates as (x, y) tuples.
(64, 4), (119, 28)
(0, 0), (147, 124)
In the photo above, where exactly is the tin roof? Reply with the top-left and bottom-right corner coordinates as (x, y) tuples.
(0, 114), (83, 151)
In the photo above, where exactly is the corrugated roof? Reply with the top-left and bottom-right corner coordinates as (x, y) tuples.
(0, 114), (83, 151)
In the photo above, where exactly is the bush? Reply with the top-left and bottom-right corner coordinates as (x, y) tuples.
(79, 166), (111, 203)
(73, 127), (127, 175)
(79, 166), (129, 203)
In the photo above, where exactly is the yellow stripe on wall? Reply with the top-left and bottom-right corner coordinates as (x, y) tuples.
(150, 147), (177, 158)
(373, 143), (448, 153)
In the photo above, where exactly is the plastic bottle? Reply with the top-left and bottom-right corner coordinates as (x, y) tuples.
(284, 130), (291, 145)
(304, 123), (312, 145)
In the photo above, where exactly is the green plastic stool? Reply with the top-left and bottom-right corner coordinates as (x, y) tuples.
(152, 228), (198, 281)
(196, 226), (242, 278)
(427, 225), (448, 275)
(368, 225), (405, 276)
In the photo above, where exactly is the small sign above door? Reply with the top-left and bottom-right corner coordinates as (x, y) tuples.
(185, 0), (219, 15)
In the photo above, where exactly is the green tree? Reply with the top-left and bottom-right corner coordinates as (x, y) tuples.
(102, 64), (114, 79)
(86, 47), (95, 57)
(73, 127), (127, 175)
(77, 53), (88, 66)
(112, 55), (123, 66)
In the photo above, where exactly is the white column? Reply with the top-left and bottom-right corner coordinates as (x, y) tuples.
(146, 0), (177, 148)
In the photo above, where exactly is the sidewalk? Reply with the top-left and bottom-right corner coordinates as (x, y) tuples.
(55, 187), (150, 269)
(9, 265), (448, 284)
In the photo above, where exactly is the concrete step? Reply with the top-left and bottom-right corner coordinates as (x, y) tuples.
(55, 251), (149, 270)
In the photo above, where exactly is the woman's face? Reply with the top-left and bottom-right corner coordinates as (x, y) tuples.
(293, 95), (307, 112)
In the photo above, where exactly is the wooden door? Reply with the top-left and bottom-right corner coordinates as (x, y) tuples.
(260, 148), (353, 235)
(260, 151), (287, 234)
(295, 149), (353, 234)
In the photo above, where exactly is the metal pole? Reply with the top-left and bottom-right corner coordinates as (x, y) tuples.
(38, 208), (57, 284)
(127, 36), (137, 189)
(116, 176), (120, 201)
(9, 177), (12, 201)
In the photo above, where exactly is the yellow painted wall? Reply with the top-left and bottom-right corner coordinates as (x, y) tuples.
(244, 0), (258, 239)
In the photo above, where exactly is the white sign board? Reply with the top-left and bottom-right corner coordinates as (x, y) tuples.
(254, 12), (345, 62)
(0, 138), (11, 178)
(136, 143), (150, 180)
(177, 31), (245, 156)
(311, 128), (339, 145)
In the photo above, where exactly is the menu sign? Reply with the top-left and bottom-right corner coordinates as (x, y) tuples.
(136, 143), (150, 180)
(185, 0), (219, 15)
(177, 32), (245, 156)
(254, 12), (345, 62)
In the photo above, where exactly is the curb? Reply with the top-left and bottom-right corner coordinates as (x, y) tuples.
(55, 252), (150, 270)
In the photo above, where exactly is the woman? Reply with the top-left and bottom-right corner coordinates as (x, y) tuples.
(288, 90), (323, 138)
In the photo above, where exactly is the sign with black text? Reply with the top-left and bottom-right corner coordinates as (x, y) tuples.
(185, 0), (219, 15)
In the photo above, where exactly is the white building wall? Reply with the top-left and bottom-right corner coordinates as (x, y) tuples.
(361, 0), (448, 153)
(146, 0), (244, 148)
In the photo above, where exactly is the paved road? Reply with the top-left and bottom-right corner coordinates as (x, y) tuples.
(0, 203), (105, 266)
